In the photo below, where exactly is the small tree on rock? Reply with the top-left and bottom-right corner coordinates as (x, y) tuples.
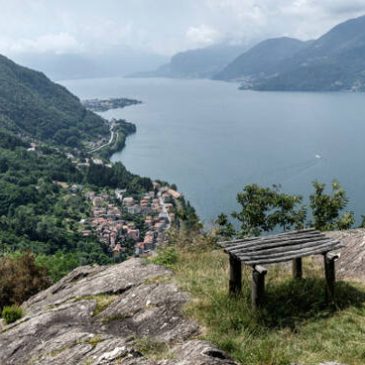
(231, 184), (306, 237)
(214, 213), (236, 239)
(310, 180), (354, 231)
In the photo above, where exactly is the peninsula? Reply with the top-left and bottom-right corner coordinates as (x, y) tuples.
(82, 97), (142, 112)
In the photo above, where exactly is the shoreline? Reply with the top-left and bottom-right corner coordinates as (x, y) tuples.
(84, 95), (201, 231)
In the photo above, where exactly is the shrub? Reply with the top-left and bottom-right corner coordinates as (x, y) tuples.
(2, 305), (23, 324)
(151, 246), (178, 269)
(35, 252), (80, 282)
(310, 180), (354, 231)
(0, 252), (51, 310)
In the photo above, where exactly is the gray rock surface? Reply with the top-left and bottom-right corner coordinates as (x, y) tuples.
(327, 228), (365, 282)
(0, 259), (237, 365)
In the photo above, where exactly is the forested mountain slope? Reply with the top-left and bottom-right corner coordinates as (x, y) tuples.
(0, 54), (108, 147)
(247, 15), (365, 91)
(214, 37), (309, 81)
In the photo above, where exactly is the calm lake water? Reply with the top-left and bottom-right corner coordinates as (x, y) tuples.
(62, 77), (365, 225)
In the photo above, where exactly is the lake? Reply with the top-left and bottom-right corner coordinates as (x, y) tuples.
(62, 77), (365, 226)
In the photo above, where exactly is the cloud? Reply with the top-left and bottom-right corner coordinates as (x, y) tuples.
(1, 0), (365, 56)
(7, 33), (82, 54)
(186, 25), (222, 46)
(316, 0), (365, 15)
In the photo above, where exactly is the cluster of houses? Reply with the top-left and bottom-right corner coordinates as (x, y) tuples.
(82, 98), (141, 113)
(81, 183), (182, 257)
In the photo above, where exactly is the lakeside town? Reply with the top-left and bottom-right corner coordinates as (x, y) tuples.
(82, 97), (142, 112)
(81, 182), (182, 258)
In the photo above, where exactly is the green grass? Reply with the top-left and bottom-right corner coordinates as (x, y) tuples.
(1, 305), (23, 324)
(76, 335), (105, 348)
(133, 336), (174, 360)
(154, 234), (365, 365)
(151, 246), (178, 269)
(75, 295), (118, 316)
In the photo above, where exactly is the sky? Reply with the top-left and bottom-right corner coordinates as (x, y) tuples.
(1, 0), (365, 57)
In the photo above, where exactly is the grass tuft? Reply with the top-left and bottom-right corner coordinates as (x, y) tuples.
(1, 305), (23, 324)
(133, 336), (174, 360)
(75, 294), (118, 316)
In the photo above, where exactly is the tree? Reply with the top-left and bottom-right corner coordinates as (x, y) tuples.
(35, 252), (80, 282)
(231, 184), (306, 237)
(310, 180), (354, 231)
(215, 213), (236, 239)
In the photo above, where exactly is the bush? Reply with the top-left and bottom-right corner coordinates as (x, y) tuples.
(2, 305), (23, 324)
(310, 180), (354, 231)
(0, 252), (51, 310)
(151, 246), (178, 269)
(35, 252), (80, 282)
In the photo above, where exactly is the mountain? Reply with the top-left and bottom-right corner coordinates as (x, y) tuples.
(0, 54), (108, 147)
(12, 49), (168, 81)
(214, 37), (309, 81)
(247, 15), (365, 91)
(131, 44), (248, 79)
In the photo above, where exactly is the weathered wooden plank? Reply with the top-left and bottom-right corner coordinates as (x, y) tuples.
(239, 241), (343, 263)
(224, 231), (321, 250)
(232, 239), (340, 258)
(252, 265), (267, 310)
(219, 236), (257, 247)
(228, 236), (330, 254)
(225, 231), (324, 252)
(229, 254), (242, 296)
(220, 228), (318, 248)
(227, 233), (325, 249)
(240, 243), (343, 265)
(235, 240), (341, 261)
(292, 258), (303, 279)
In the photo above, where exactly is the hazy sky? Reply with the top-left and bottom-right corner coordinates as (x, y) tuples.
(1, 0), (365, 57)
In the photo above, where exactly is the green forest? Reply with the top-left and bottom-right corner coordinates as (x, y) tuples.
(0, 54), (108, 147)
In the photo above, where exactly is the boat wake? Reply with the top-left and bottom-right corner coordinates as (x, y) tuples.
(257, 155), (325, 185)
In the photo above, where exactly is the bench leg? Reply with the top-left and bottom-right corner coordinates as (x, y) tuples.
(324, 253), (338, 305)
(292, 258), (303, 279)
(252, 265), (267, 310)
(229, 255), (242, 296)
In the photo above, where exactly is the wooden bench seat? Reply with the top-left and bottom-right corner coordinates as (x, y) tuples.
(219, 228), (344, 309)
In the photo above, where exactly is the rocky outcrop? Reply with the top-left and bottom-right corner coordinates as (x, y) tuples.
(0, 259), (237, 365)
(327, 228), (365, 282)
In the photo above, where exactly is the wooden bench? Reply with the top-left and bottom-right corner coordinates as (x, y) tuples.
(219, 228), (344, 309)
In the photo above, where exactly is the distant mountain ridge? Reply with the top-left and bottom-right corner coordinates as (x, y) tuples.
(252, 15), (365, 91)
(217, 14), (365, 91)
(12, 50), (168, 81)
(131, 44), (249, 79)
(214, 37), (310, 81)
(136, 14), (365, 92)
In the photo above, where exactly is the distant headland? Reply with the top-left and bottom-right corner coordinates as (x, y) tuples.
(82, 97), (142, 112)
